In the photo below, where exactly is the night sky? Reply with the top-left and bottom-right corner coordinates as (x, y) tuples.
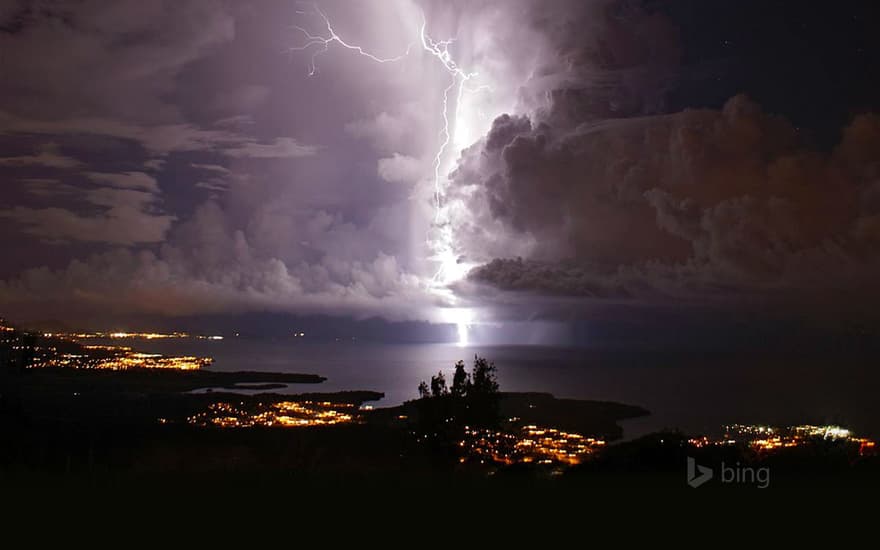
(2, 0), (879, 344)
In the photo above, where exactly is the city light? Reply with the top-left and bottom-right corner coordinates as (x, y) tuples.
(460, 425), (606, 466)
(29, 351), (211, 371)
(187, 400), (360, 428)
(42, 331), (225, 340)
(10, 328), (220, 371)
(688, 424), (877, 456)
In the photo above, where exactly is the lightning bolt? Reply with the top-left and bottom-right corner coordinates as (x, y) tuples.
(289, 4), (413, 76)
(290, 2), (488, 337)
(417, 20), (482, 288)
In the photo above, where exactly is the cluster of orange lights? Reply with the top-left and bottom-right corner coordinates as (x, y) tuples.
(29, 350), (211, 371)
(460, 425), (605, 466)
(187, 400), (360, 428)
(43, 331), (224, 341)
(688, 424), (876, 456)
(1, 326), (217, 371)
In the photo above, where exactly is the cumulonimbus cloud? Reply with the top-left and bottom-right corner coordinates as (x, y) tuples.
(454, 95), (880, 313)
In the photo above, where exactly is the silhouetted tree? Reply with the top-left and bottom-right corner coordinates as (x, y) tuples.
(471, 355), (499, 396)
(468, 355), (500, 427)
(418, 381), (430, 399)
(430, 371), (448, 397)
(451, 360), (470, 397)
(414, 356), (501, 434)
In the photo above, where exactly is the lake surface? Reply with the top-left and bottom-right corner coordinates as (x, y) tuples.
(116, 338), (880, 439)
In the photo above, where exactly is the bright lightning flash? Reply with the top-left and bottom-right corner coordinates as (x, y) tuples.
(291, 3), (487, 344)
(290, 5), (412, 76)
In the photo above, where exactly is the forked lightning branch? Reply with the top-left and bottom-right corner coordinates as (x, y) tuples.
(289, 3), (487, 293)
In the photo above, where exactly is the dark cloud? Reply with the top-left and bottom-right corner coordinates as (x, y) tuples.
(0, 143), (81, 169)
(1, 174), (174, 245)
(0, 0), (235, 122)
(0, 111), (316, 158)
(221, 137), (317, 159)
(456, 94), (880, 313)
(525, 0), (681, 122)
(469, 258), (632, 299)
(85, 172), (160, 193)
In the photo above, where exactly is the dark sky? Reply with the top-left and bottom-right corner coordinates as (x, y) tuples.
(661, 0), (880, 145)
(1, 0), (879, 343)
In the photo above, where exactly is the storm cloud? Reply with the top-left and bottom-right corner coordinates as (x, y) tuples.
(1, 0), (879, 329)
(458, 97), (880, 310)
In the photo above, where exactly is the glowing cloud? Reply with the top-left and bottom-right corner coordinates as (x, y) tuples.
(289, 2), (496, 341)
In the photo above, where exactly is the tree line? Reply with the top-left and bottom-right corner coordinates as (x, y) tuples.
(415, 355), (501, 431)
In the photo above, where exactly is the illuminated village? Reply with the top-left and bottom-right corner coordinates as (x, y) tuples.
(1, 319), (213, 371)
(30, 349), (212, 371)
(43, 331), (224, 341)
(688, 424), (876, 456)
(460, 424), (606, 466)
(187, 400), (360, 428)
(459, 421), (877, 468)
